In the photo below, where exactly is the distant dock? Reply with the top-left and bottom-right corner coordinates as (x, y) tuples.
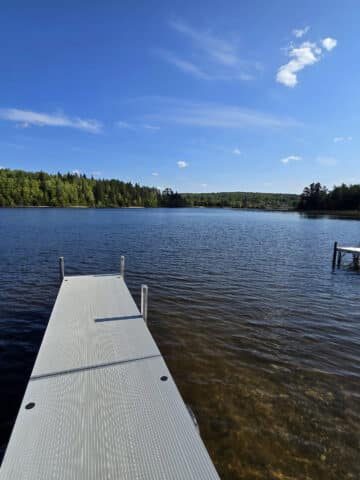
(0, 257), (219, 479)
(332, 241), (360, 269)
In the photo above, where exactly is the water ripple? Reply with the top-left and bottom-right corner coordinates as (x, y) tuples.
(0, 208), (359, 479)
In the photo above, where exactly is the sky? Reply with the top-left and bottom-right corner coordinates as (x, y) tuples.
(0, 0), (359, 194)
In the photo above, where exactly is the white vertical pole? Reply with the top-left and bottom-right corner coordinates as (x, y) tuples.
(59, 257), (64, 281)
(141, 285), (148, 324)
(120, 255), (125, 278)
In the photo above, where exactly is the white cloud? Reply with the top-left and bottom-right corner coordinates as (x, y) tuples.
(143, 98), (299, 129)
(201, 183), (207, 187)
(232, 148), (241, 155)
(0, 108), (102, 133)
(177, 161), (188, 168)
(152, 172), (159, 176)
(276, 33), (336, 87)
(322, 37), (337, 51)
(91, 171), (102, 178)
(317, 156), (337, 166)
(293, 27), (310, 39)
(334, 136), (352, 143)
(281, 155), (302, 164)
(143, 124), (160, 131)
(72, 169), (81, 175)
(276, 42), (321, 87)
(293, 26), (310, 38)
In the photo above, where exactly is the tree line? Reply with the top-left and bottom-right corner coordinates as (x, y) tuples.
(299, 182), (360, 210)
(0, 169), (300, 209)
(180, 191), (299, 209)
(1, 169), (359, 211)
(0, 169), (162, 207)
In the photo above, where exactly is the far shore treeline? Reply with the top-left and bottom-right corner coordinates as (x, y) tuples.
(0, 169), (359, 212)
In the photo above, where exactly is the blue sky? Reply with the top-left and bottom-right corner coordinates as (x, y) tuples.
(0, 0), (359, 193)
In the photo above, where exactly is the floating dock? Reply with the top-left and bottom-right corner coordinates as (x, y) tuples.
(332, 241), (360, 268)
(0, 258), (219, 479)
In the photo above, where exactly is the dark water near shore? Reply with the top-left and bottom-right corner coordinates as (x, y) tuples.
(0, 208), (359, 479)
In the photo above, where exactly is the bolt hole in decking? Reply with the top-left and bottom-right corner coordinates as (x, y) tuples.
(25, 403), (35, 410)
(160, 376), (168, 382)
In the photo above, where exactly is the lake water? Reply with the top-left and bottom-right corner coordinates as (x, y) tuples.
(0, 208), (359, 479)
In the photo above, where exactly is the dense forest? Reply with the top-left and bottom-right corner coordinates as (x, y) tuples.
(0, 168), (299, 209)
(0, 169), (359, 211)
(299, 182), (360, 211)
(0, 169), (162, 207)
(181, 191), (299, 209)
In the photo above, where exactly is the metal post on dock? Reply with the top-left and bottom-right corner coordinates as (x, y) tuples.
(141, 284), (148, 324)
(332, 241), (338, 269)
(59, 256), (64, 281)
(120, 255), (125, 278)
(337, 249), (342, 268)
(353, 254), (360, 270)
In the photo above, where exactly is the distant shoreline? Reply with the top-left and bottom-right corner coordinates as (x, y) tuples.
(297, 209), (360, 218)
(1, 205), (360, 218)
(0, 205), (146, 209)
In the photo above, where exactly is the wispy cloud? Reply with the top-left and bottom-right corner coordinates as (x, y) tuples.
(0, 108), (102, 133)
(143, 124), (160, 131)
(15, 122), (30, 129)
(91, 171), (102, 178)
(276, 34), (337, 87)
(143, 98), (300, 129)
(170, 19), (239, 66)
(116, 121), (160, 132)
(281, 155), (302, 164)
(177, 161), (188, 168)
(293, 26), (310, 38)
(232, 148), (241, 155)
(201, 183), (208, 187)
(333, 136), (352, 143)
(155, 49), (210, 79)
(159, 19), (259, 81)
(152, 172), (159, 176)
(322, 37), (337, 51)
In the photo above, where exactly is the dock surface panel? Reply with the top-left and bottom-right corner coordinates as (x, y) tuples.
(337, 246), (360, 254)
(1, 274), (219, 479)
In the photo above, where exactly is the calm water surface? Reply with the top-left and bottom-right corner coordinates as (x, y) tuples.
(0, 208), (359, 479)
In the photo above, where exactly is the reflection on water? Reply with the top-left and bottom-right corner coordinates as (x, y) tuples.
(0, 208), (359, 479)
(299, 211), (360, 221)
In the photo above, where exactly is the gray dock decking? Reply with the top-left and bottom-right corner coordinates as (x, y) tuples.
(0, 272), (219, 479)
